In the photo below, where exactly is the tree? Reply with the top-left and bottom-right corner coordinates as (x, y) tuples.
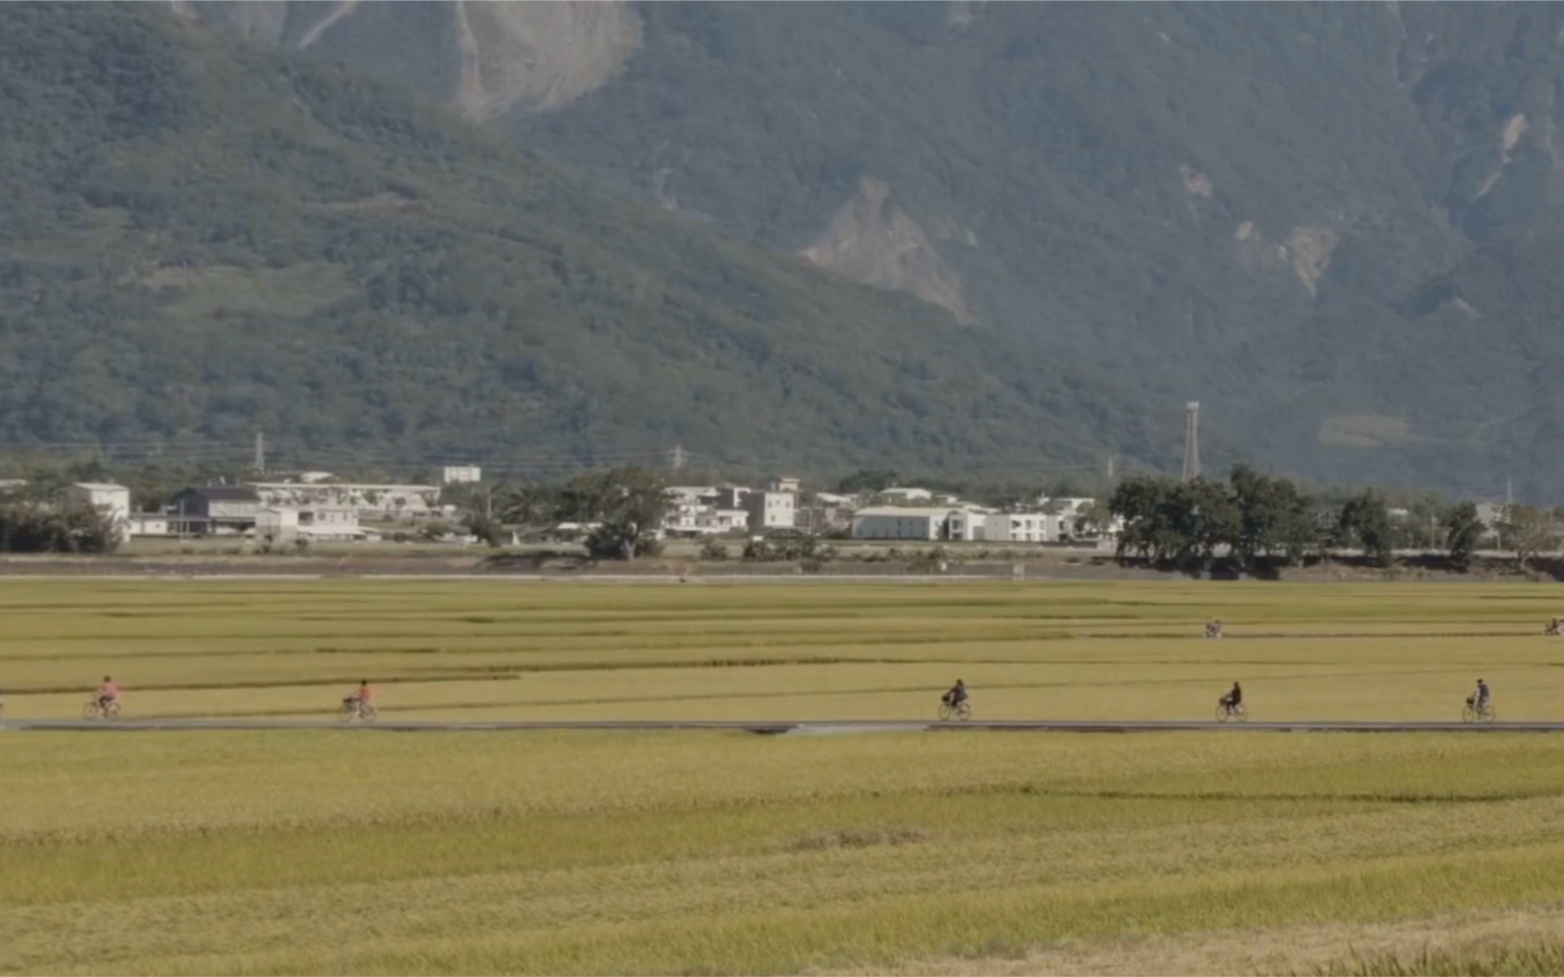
(1108, 475), (1178, 563)
(464, 513), (505, 548)
(1166, 477), (1238, 573)
(1500, 504), (1561, 570)
(0, 501), (119, 554)
(1339, 489), (1394, 567)
(1228, 465), (1313, 571)
(1072, 499), (1110, 539)
(554, 466), (673, 560)
(1107, 474), (1235, 572)
(1442, 501), (1482, 571)
(837, 469), (899, 495)
(494, 483), (558, 530)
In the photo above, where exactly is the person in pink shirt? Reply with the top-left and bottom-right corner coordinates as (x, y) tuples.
(343, 679), (371, 711)
(97, 675), (119, 710)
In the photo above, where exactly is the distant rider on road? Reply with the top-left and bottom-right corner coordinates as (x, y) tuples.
(1467, 678), (1490, 710)
(344, 679), (372, 711)
(1220, 681), (1242, 712)
(97, 675), (119, 710)
(942, 679), (967, 707)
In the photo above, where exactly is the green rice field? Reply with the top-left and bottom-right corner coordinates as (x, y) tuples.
(5, 579), (1564, 975)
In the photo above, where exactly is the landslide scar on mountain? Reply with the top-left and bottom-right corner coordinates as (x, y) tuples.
(800, 177), (972, 323)
(452, 0), (642, 122)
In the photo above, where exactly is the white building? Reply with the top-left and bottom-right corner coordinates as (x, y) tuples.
(442, 465), (482, 485)
(699, 508), (751, 533)
(744, 491), (796, 531)
(879, 487), (934, 504)
(666, 483), (797, 534)
(986, 512), (1060, 543)
(665, 486), (721, 536)
(63, 483), (131, 542)
(813, 492), (857, 509)
(248, 482), (440, 520)
(259, 504), (367, 544)
(770, 476), (802, 494)
(127, 513), (170, 537)
(852, 506), (985, 541)
(256, 507), (300, 544)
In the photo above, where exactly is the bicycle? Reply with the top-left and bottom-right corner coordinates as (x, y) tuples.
(1462, 699), (1496, 724)
(81, 697), (121, 720)
(338, 698), (378, 723)
(1215, 699), (1248, 722)
(938, 698), (971, 721)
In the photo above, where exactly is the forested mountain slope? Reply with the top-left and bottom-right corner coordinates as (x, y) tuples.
(0, 3), (1173, 475)
(226, 0), (1564, 494)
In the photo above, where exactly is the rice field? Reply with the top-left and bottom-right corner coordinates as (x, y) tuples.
(5, 578), (1564, 975)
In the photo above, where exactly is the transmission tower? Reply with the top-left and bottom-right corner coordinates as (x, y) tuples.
(253, 431), (265, 473)
(669, 444), (687, 472)
(1181, 402), (1201, 481)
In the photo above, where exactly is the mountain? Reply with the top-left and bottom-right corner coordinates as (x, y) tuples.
(206, 0), (1564, 497)
(0, 2), (1178, 479)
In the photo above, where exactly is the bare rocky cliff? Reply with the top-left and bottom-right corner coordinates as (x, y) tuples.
(800, 178), (971, 323)
(173, 0), (641, 120)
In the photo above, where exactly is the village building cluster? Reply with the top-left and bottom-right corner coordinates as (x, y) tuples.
(664, 480), (1117, 545)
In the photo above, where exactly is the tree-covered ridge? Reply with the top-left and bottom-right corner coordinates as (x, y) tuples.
(269, 0), (1564, 493)
(0, 3), (1175, 476)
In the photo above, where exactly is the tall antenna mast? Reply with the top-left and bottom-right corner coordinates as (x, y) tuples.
(254, 431), (265, 473)
(670, 444), (687, 472)
(1181, 402), (1201, 481)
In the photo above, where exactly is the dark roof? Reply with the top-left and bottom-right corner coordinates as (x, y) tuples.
(176, 486), (259, 502)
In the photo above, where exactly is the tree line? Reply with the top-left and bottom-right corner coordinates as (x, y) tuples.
(1102, 466), (1535, 574)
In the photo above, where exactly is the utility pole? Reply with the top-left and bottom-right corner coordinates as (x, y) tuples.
(1180, 402), (1201, 482)
(254, 431), (265, 473)
(1106, 453), (1115, 481)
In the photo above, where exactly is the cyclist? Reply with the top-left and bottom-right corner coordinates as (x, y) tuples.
(942, 679), (968, 708)
(1466, 678), (1490, 711)
(97, 675), (119, 711)
(343, 679), (372, 714)
(1205, 619), (1224, 639)
(1219, 681), (1242, 714)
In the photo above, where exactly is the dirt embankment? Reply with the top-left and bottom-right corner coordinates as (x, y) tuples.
(0, 552), (1544, 582)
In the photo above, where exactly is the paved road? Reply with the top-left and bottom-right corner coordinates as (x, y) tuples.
(3, 718), (1562, 733)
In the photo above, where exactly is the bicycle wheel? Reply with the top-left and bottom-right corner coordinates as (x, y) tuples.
(338, 702), (356, 723)
(1462, 704), (1476, 723)
(1482, 704), (1497, 723)
(359, 703), (378, 722)
(1215, 703), (1231, 722)
(938, 702), (953, 721)
(103, 700), (120, 719)
(954, 701), (971, 721)
(1232, 703), (1248, 722)
(81, 701), (99, 720)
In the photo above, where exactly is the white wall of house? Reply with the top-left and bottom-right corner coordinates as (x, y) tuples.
(852, 512), (937, 540)
(64, 483), (131, 542)
(985, 512), (1063, 543)
(442, 465), (482, 485)
(257, 507), (301, 544)
(249, 482), (441, 519)
(744, 491), (796, 530)
(127, 514), (169, 537)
